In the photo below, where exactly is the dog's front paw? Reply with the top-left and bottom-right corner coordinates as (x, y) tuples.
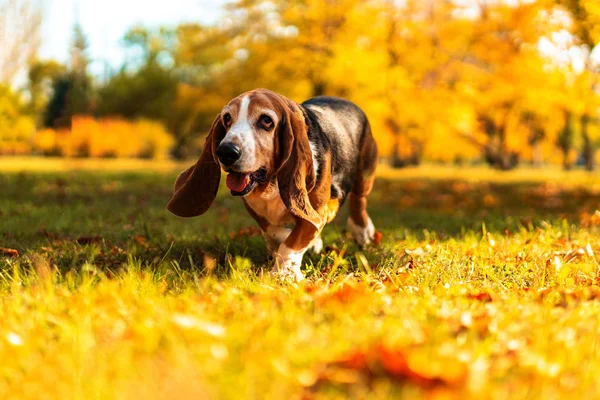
(348, 217), (375, 246)
(272, 245), (305, 282)
(271, 263), (304, 282)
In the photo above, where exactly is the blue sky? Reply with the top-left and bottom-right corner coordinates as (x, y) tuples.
(39, 0), (226, 75)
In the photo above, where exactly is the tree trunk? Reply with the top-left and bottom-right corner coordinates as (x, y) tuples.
(561, 144), (573, 170)
(581, 114), (594, 171)
(559, 111), (574, 171)
(482, 123), (519, 170)
(387, 118), (404, 167)
(410, 139), (423, 166)
(531, 141), (543, 167)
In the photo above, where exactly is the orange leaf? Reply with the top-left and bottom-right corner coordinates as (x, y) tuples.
(0, 248), (19, 258)
(378, 346), (467, 388)
(134, 234), (147, 246)
(329, 282), (366, 304)
(314, 343), (467, 391)
(466, 292), (492, 302)
(338, 351), (369, 370)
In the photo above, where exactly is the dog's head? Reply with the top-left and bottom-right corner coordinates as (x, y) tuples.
(167, 89), (321, 228)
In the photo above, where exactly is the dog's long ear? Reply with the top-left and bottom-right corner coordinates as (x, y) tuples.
(275, 100), (322, 230)
(167, 115), (225, 217)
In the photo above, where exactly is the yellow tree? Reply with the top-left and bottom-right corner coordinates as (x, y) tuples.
(215, 0), (368, 99)
(323, 0), (482, 164)
(448, 0), (564, 169)
(554, 0), (600, 170)
(172, 0), (584, 167)
(378, 0), (479, 166)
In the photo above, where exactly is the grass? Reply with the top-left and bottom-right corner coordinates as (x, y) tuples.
(2, 158), (600, 399)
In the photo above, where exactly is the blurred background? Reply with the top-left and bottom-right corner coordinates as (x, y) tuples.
(0, 0), (599, 170)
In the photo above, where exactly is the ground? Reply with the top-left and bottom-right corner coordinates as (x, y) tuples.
(2, 157), (600, 399)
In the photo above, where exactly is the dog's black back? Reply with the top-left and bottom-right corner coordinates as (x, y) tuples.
(301, 96), (371, 203)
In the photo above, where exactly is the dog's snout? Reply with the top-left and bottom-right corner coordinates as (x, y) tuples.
(216, 143), (242, 166)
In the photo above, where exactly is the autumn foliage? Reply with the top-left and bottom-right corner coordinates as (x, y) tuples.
(32, 117), (173, 159)
(1, 0), (599, 167)
(155, 0), (598, 169)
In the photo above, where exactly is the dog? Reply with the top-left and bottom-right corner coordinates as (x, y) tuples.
(167, 89), (378, 281)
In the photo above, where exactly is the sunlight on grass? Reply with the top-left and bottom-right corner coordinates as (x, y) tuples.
(1, 159), (600, 399)
(0, 156), (188, 173)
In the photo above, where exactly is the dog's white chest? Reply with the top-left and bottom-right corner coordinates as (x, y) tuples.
(244, 183), (294, 227)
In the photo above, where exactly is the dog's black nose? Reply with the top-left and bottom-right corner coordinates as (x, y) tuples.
(216, 143), (242, 166)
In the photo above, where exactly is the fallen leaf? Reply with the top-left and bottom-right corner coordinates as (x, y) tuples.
(379, 346), (467, 387)
(133, 234), (147, 246)
(0, 248), (18, 258)
(581, 210), (600, 227)
(467, 292), (492, 302)
(326, 282), (367, 304)
(312, 344), (467, 391)
(303, 281), (318, 294)
(338, 351), (369, 370)
(482, 193), (499, 207)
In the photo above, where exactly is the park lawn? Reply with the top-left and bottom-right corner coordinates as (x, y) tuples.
(2, 159), (600, 399)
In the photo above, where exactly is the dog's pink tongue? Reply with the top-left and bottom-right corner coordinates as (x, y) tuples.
(226, 173), (250, 192)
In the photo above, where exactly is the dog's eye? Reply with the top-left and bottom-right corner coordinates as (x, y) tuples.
(223, 113), (232, 125)
(259, 115), (273, 130)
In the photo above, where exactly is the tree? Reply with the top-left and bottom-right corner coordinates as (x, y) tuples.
(43, 24), (94, 128)
(96, 28), (178, 120)
(0, 84), (36, 154)
(168, 0), (370, 157)
(82, 0), (599, 166)
(68, 23), (94, 116)
(95, 26), (187, 154)
(556, 0), (600, 170)
(27, 60), (65, 125)
(0, 0), (41, 85)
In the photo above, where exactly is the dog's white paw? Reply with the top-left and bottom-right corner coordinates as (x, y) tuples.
(348, 216), (375, 246)
(308, 236), (323, 254)
(272, 245), (306, 282)
(271, 265), (304, 282)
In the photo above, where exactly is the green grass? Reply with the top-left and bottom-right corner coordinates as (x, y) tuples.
(2, 159), (600, 399)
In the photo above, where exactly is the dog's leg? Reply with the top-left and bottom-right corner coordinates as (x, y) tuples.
(307, 235), (323, 254)
(348, 185), (375, 247)
(348, 123), (378, 246)
(243, 200), (290, 259)
(262, 225), (291, 256)
(273, 219), (321, 281)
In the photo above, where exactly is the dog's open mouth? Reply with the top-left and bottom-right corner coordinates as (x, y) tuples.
(226, 168), (268, 196)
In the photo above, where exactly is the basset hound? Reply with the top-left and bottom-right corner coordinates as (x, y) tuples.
(167, 89), (378, 281)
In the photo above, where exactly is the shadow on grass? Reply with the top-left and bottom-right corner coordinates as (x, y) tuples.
(2, 171), (599, 276)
